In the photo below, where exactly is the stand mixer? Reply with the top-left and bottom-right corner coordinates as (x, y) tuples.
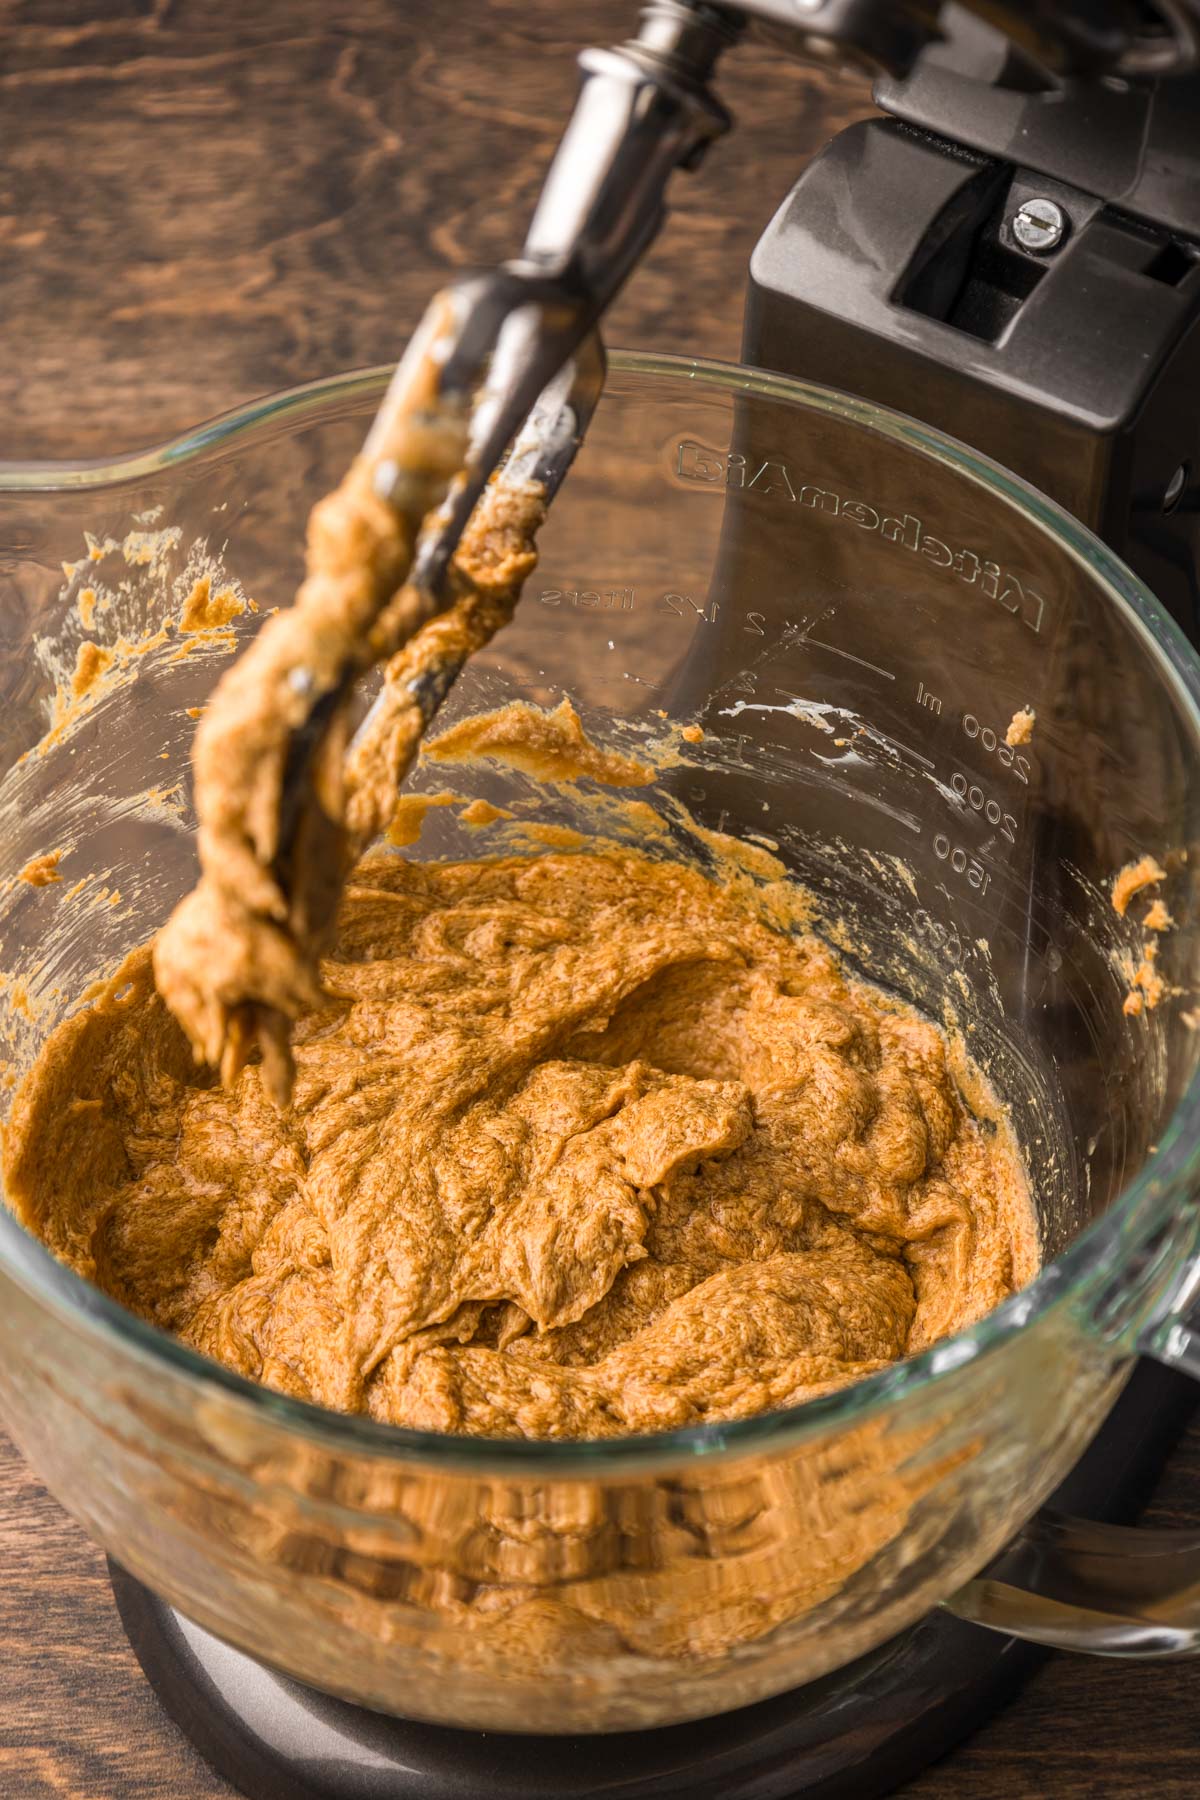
(162, 0), (1200, 1086)
(335, 0), (1200, 646)
(12, 5), (1200, 1798)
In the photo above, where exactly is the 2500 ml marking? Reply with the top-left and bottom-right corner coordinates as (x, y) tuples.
(961, 713), (1032, 783)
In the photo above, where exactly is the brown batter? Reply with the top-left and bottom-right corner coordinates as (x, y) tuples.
(5, 312), (1036, 1444)
(5, 846), (1035, 1439)
(1004, 707), (1035, 748)
(151, 469), (546, 1106)
(17, 851), (63, 887)
(1112, 853), (1167, 916)
(148, 296), (536, 1105)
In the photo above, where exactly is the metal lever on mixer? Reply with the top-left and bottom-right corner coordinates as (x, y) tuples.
(391, 0), (740, 608)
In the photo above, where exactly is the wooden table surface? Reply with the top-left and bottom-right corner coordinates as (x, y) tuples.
(2, 3), (1198, 1794)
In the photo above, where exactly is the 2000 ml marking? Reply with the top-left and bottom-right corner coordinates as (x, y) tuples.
(674, 438), (1049, 637)
(922, 701), (1038, 901)
(950, 772), (1017, 843)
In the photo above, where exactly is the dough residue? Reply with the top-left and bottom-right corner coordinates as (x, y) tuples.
(71, 641), (114, 701)
(1122, 939), (1168, 1016)
(151, 455), (546, 1105)
(427, 697), (654, 789)
(1004, 708), (1035, 747)
(459, 797), (511, 827)
(384, 791), (465, 847)
(179, 575), (246, 634)
(17, 851), (63, 888)
(6, 849), (1036, 1441)
(1112, 854), (1166, 917)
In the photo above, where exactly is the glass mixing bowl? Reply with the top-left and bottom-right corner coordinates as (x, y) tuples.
(1, 353), (1199, 1733)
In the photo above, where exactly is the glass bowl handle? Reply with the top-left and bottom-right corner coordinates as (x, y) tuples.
(942, 1301), (1200, 1656)
(942, 1509), (1200, 1655)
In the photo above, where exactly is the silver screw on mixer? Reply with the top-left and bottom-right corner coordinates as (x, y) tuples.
(1011, 198), (1066, 255)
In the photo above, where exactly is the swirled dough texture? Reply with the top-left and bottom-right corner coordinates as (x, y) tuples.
(5, 850), (1035, 1438)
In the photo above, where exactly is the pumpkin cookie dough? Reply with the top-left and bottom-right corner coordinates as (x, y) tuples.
(4, 848), (1036, 1439)
(152, 473), (546, 1105)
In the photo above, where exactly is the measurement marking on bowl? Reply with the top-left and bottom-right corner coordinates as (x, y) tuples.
(913, 908), (965, 962)
(928, 792), (1021, 896)
(789, 696), (936, 772)
(870, 796), (923, 835)
(834, 789), (924, 835)
(867, 724), (935, 772)
(930, 829), (1014, 897)
(949, 771), (1018, 841)
(960, 712), (1034, 783)
(801, 628), (896, 682)
(782, 607), (898, 682)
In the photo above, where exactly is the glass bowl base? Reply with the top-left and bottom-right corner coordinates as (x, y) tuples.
(105, 1358), (1198, 1800)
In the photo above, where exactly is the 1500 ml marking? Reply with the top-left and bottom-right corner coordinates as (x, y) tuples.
(933, 832), (992, 895)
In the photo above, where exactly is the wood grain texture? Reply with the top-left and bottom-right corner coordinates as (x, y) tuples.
(0, 0), (872, 459)
(1, 2), (1198, 1795)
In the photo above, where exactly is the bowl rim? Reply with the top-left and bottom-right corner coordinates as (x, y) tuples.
(2, 347), (1198, 1476)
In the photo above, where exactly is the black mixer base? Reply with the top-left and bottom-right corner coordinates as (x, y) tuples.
(110, 1359), (1197, 1800)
